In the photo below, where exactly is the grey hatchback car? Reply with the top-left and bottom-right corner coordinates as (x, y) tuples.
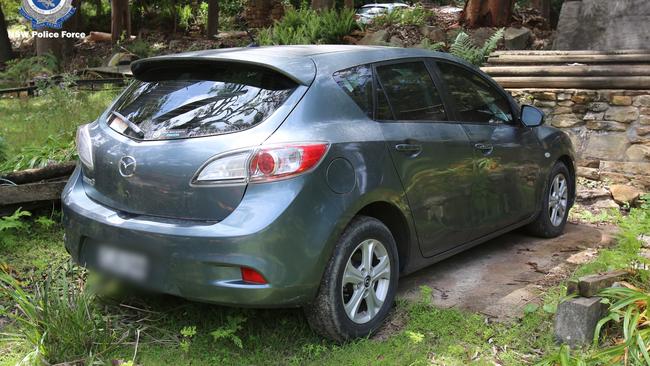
(63, 45), (575, 341)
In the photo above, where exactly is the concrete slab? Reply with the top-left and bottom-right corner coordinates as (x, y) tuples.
(397, 224), (608, 319)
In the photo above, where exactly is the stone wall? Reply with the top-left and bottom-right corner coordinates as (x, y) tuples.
(509, 89), (650, 189)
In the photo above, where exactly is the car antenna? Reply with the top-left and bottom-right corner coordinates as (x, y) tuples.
(236, 15), (258, 47)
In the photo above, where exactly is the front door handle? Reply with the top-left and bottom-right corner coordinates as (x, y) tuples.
(474, 143), (494, 154)
(395, 144), (422, 153)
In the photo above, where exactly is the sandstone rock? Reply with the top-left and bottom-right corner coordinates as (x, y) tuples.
(388, 36), (404, 47)
(420, 26), (446, 42)
(558, 100), (574, 107)
(358, 30), (388, 45)
(576, 187), (610, 202)
(588, 102), (609, 112)
(600, 160), (650, 176)
(571, 94), (593, 104)
(610, 184), (644, 205)
(551, 114), (582, 128)
(557, 93), (571, 101)
(554, 106), (573, 115)
(572, 104), (588, 114)
(504, 27), (531, 50)
(583, 112), (603, 121)
(625, 144), (650, 161)
(577, 166), (600, 180)
(637, 126), (650, 136)
(633, 95), (650, 107)
(532, 91), (556, 101)
(534, 100), (556, 108)
(604, 106), (639, 123)
(610, 95), (632, 106)
(593, 198), (620, 209)
(584, 134), (629, 160)
(586, 121), (627, 132)
(639, 234), (650, 248)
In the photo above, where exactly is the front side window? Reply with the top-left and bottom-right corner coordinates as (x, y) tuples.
(108, 64), (296, 140)
(437, 62), (513, 124)
(333, 64), (373, 117)
(375, 61), (446, 121)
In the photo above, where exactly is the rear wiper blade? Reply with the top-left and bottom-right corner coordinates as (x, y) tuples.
(111, 111), (145, 138)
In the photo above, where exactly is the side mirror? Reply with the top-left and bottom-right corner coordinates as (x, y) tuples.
(520, 105), (545, 127)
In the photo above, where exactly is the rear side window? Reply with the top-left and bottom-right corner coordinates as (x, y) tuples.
(437, 62), (513, 124)
(108, 64), (297, 140)
(333, 65), (373, 118)
(376, 61), (446, 121)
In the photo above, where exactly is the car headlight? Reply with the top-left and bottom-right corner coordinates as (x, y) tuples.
(76, 124), (94, 171)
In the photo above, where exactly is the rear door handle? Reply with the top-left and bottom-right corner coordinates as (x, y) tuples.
(395, 144), (422, 153)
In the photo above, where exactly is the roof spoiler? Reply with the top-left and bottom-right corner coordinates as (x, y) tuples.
(131, 54), (316, 86)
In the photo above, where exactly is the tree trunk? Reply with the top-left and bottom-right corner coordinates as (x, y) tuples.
(0, 3), (14, 65)
(531, 0), (550, 20)
(461, 0), (514, 28)
(96, 0), (103, 16)
(344, 0), (354, 9)
(311, 0), (334, 11)
(111, 0), (131, 43)
(36, 31), (63, 60)
(207, 0), (219, 38)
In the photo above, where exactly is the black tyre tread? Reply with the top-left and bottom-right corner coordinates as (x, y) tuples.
(526, 162), (572, 238)
(304, 216), (398, 342)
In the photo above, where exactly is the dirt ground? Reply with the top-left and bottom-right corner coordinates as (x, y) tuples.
(397, 223), (614, 320)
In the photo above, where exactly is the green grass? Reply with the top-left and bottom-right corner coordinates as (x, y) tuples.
(0, 86), (117, 171)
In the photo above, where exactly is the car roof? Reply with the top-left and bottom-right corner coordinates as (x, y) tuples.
(131, 45), (463, 86)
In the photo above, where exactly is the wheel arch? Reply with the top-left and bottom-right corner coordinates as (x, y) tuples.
(356, 201), (412, 272)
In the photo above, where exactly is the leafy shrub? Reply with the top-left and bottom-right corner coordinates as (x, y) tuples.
(0, 136), (7, 165)
(0, 266), (127, 364)
(0, 54), (58, 87)
(373, 5), (435, 28)
(449, 28), (504, 66)
(258, 7), (357, 45)
(0, 208), (31, 249)
(0, 132), (76, 173)
(210, 315), (247, 348)
(593, 284), (650, 365)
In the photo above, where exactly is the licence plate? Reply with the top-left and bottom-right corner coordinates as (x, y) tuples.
(97, 245), (148, 281)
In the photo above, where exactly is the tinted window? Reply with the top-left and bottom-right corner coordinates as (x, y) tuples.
(376, 62), (446, 121)
(333, 64), (373, 117)
(108, 65), (296, 140)
(437, 62), (513, 124)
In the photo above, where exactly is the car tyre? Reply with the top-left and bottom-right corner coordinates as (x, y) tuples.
(526, 161), (572, 238)
(304, 216), (399, 342)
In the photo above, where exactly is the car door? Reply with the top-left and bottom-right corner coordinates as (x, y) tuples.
(373, 59), (477, 257)
(434, 61), (543, 236)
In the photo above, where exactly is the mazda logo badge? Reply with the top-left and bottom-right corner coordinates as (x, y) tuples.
(119, 156), (137, 177)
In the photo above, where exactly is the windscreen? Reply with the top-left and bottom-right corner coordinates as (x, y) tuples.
(108, 64), (297, 140)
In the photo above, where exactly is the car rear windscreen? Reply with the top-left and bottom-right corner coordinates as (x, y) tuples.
(107, 64), (297, 140)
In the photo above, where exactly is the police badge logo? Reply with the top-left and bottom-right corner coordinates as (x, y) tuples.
(20, 0), (76, 30)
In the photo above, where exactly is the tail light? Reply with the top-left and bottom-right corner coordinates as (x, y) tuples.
(193, 142), (329, 185)
(76, 124), (94, 171)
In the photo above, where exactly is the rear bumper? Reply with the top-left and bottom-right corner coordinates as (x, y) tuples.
(62, 167), (340, 307)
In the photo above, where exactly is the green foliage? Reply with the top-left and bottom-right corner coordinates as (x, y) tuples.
(450, 28), (505, 66)
(0, 54), (58, 87)
(210, 315), (246, 348)
(0, 132), (76, 173)
(258, 7), (357, 45)
(0, 136), (7, 164)
(372, 5), (435, 28)
(592, 285), (650, 365)
(536, 344), (588, 366)
(179, 325), (197, 353)
(177, 4), (194, 30)
(0, 208), (31, 249)
(0, 265), (126, 364)
(417, 38), (445, 52)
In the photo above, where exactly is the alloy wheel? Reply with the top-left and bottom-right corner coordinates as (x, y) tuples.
(341, 239), (391, 324)
(548, 173), (568, 227)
